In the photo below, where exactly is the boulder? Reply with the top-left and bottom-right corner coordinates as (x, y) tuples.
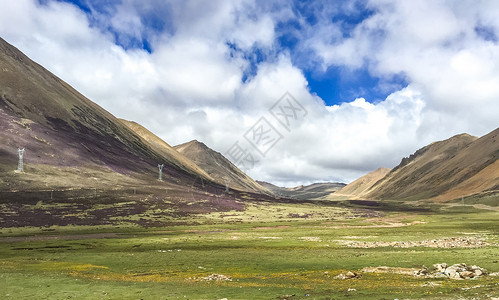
(345, 271), (362, 279)
(414, 266), (429, 276)
(449, 271), (462, 279)
(460, 271), (474, 279)
(433, 263), (447, 272)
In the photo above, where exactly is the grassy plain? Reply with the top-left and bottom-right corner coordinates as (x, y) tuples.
(0, 200), (498, 299)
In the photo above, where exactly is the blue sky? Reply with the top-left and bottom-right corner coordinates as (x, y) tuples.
(2, 0), (499, 185)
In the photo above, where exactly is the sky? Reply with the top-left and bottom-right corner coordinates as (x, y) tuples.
(1, 0), (499, 186)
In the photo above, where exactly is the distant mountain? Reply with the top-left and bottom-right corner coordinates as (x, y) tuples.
(0, 37), (208, 190)
(258, 181), (345, 200)
(365, 130), (499, 201)
(174, 140), (269, 193)
(328, 167), (391, 200)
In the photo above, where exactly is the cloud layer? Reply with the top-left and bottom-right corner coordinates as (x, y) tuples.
(1, 0), (498, 185)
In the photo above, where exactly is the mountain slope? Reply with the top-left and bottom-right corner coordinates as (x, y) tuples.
(0, 38), (287, 229)
(328, 167), (391, 200)
(258, 181), (346, 200)
(366, 130), (499, 201)
(434, 159), (499, 201)
(119, 120), (213, 182)
(174, 140), (268, 193)
(0, 37), (203, 189)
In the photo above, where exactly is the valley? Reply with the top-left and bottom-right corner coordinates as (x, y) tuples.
(1, 200), (498, 299)
(0, 32), (498, 300)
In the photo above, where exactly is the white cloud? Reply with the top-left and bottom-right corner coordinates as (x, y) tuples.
(306, 0), (499, 137)
(1, 0), (498, 186)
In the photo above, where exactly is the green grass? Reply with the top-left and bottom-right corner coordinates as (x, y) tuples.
(1, 202), (498, 299)
(447, 192), (499, 207)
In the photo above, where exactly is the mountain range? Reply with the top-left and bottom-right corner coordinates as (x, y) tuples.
(0, 37), (268, 197)
(331, 131), (498, 202)
(0, 37), (497, 205)
(258, 181), (345, 200)
(0, 37), (208, 192)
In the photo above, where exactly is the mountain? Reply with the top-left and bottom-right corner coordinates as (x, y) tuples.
(327, 167), (391, 200)
(0, 37), (208, 191)
(365, 130), (499, 201)
(258, 181), (346, 200)
(430, 129), (499, 201)
(0, 37), (290, 228)
(174, 140), (269, 193)
(119, 120), (213, 182)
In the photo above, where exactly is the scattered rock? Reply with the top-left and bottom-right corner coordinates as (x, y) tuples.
(433, 263), (448, 272)
(299, 236), (322, 242)
(460, 271), (474, 279)
(413, 266), (429, 276)
(421, 281), (441, 287)
(461, 285), (483, 290)
(345, 271), (356, 278)
(362, 266), (418, 275)
(334, 271), (362, 279)
(363, 263), (489, 280)
(196, 273), (232, 282)
(342, 237), (494, 248)
(427, 263), (488, 279)
(448, 270), (462, 280)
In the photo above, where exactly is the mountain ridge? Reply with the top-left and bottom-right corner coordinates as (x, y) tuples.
(365, 130), (498, 201)
(258, 181), (346, 200)
(0, 37), (209, 190)
(327, 167), (391, 200)
(174, 140), (269, 193)
(119, 119), (214, 181)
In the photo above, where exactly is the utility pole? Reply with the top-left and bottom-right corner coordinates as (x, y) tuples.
(158, 164), (164, 181)
(17, 148), (25, 172)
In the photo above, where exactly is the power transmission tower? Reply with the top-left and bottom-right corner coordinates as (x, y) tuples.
(224, 178), (231, 193)
(158, 164), (164, 181)
(17, 148), (25, 172)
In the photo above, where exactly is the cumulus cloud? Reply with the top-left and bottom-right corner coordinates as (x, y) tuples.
(1, 0), (498, 185)
(304, 0), (499, 136)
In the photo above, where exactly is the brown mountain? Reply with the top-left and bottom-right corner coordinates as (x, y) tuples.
(258, 181), (346, 200)
(327, 167), (391, 200)
(0, 37), (287, 228)
(365, 129), (499, 201)
(174, 140), (269, 193)
(119, 119), (213, 182)
(0, 37), (208, 190)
